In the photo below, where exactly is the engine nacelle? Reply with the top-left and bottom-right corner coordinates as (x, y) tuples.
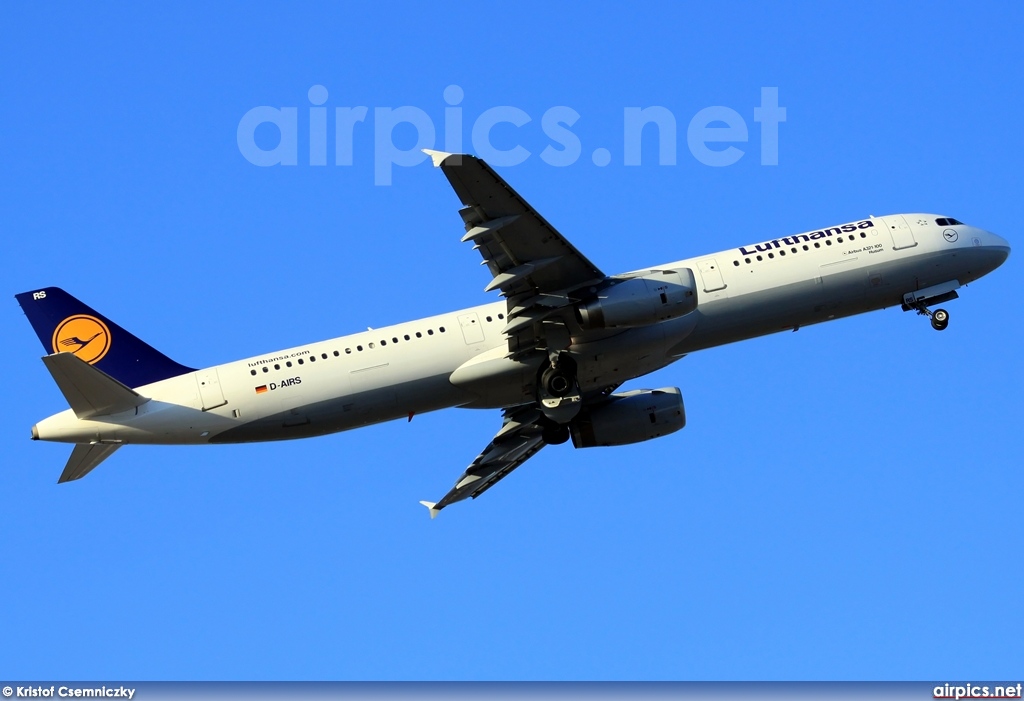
(575, 269), (696, 330)
(570, 387), (685, 448)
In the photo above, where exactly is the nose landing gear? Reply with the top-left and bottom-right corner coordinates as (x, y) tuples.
(902, 284), (958, 332)
(908, 301), (949, 331)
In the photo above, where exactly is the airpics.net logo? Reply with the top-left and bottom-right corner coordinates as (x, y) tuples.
(236, 85), (786, 185)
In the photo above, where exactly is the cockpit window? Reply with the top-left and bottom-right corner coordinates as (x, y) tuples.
(936, 217), (964, 226)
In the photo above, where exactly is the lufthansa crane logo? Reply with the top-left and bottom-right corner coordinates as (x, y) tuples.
(52, 315), (111, 364)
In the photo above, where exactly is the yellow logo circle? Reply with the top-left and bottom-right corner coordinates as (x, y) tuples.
(52, 315), (111, 364)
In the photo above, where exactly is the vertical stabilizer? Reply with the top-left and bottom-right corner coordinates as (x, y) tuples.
(15, 287), (195, 389)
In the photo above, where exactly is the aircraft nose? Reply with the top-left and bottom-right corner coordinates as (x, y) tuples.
(988, 231), (1011, 264)
(971, 230), (1011, 277)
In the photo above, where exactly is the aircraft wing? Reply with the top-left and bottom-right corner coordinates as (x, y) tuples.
(422, 152), (616, 516)
(424, 150), (607, 356)
(420, 405), (547, 518)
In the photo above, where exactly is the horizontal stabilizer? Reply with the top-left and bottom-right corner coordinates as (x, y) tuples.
(60, 443), (120, 483)
(419, 500), (440, 519)
(42, 352), (149, 419)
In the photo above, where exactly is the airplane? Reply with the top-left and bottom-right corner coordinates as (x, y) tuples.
(16, 150), (1011, 517)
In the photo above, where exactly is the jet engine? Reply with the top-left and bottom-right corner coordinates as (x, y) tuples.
(575, 269), (696, 330)
(569, 387), (685, 448)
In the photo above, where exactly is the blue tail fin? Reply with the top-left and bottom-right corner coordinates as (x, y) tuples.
(16, 287), (196, 389)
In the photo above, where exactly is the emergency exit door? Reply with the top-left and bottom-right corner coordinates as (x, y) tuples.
(196, 370), (227, 411)
(458, 312), (485, 344)
(697, 259), (726, 292)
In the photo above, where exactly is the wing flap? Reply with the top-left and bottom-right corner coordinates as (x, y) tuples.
(461, 215), (521, 243)
(483, 257), (564, 294)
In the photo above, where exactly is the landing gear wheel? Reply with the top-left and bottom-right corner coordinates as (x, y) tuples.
(539, 354), (579, 398)
(542, 422), (571, 445)
(931, 308), (949, 331)
(536, 353), (583, 424)
(541, 367), (574, 397)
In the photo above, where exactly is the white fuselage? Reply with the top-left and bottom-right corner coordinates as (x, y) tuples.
(32, 214), (1010, 446)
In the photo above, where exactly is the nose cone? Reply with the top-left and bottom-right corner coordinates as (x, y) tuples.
(983, 230), (1011, 271)
(990, 232), (1011, 262)
(971, 229), (1011, 279)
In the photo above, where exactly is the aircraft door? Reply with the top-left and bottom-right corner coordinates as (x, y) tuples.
(196, 369), (227, 410)
(884, 215), (918, 250)
(458, 312), (485, 345)
(697, 259), (727, 294)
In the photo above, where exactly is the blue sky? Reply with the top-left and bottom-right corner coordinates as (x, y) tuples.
(1, 1), (1022, 681)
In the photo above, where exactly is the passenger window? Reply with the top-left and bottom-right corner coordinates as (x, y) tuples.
(262, 367), (269, 373)
(427, 329), (434, 335)
(274, 364), (280, 370)
(404, 334), (410, 341)
(250, 369), (256, 376)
